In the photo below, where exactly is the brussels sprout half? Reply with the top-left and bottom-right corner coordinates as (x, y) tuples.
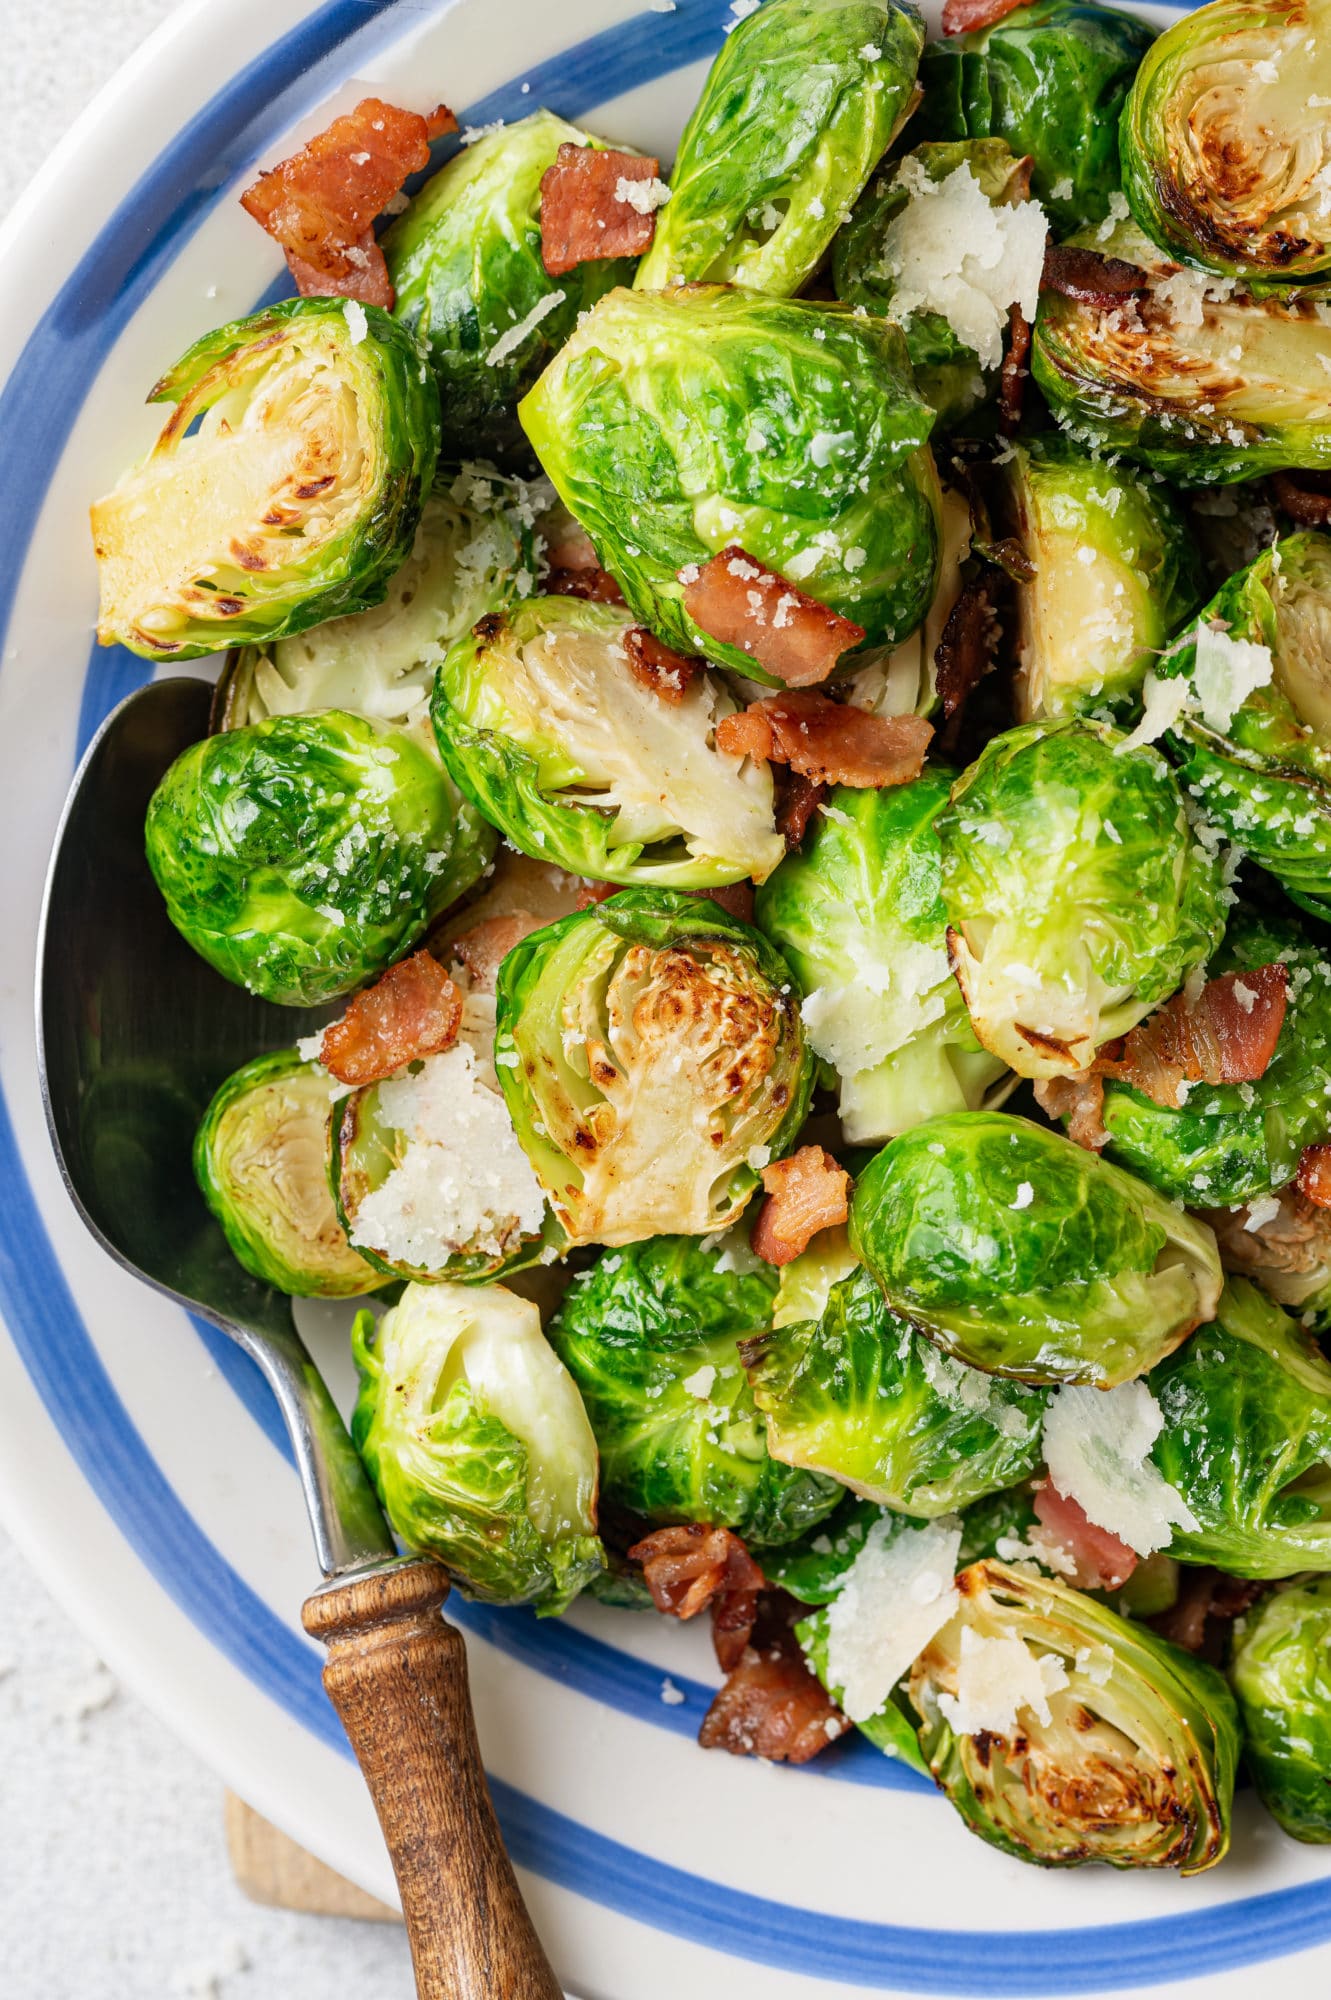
(351, 1281), (604, 1612)
(385, 112), (638, 464)
(519, 284), (941, 680)
(936, 718), (1225, 1081)
(494, 889), (813, 1248)
(1122, 0), (1331, 282)
(851, 1112), (1223, 1387)
(91, 298), (439, 661)
(910, 1560), (1238, 1873)
(548, 1234), (841, 1547)
(431, 596), (784, 888)
(145, 710), (494, 1007)
(1230, 1578), (1331, 1841)
(637, 0), (924, 298)
(915, 0), (1155, 232)
(194, 1049), (385, 1298)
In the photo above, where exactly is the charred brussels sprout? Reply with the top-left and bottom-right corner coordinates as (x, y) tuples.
(915, 0), (1155, 232)
(1122, 0), (1331, 282)
(548, 1235), (841, 1545)
(1230, 1578), (1331, 1841)
(351, 1281), (603, 1612)
(145, 711), (494, 1007)
(911, 1560), (1238, 1873)
(194, 1050), (385, 1298)
(386, 113), (636, 463)
(519, 285), (941, 677)
(91, 298), (439, 660)
(431, 596), (783, 888)
(494, 889), (813, 1247)
(936, 719), (1224, 1080)
(637, 0), (924, 298)
(754, 772), (1008, 1142)
(850, 1111), (1223, 1387)
(745, 1266), (1046, 1515)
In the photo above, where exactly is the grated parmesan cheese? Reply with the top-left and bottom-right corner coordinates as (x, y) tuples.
(1041, 1381), (1199, 1557)
(1244, 1192), (1283, 1232)
(616, 175), (672, 216)
(823, 1517), (961, 1723)
(1115, 668), (1190, 753)
(937, 1627), (1069, 1736)
(342, 298), (368, 345)
(486, 289), (566, 367)
(681, 1363), (717, 1400)
(880, 160), (1048, 372)
(1192, 620), (1273, 734)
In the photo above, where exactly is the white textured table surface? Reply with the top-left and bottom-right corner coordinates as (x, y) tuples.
(1, 7), (411, 1995)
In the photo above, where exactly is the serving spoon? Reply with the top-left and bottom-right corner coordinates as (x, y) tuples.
(36, 673), (563, 2000)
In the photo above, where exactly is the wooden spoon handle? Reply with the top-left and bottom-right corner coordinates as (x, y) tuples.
(303, 1559), (563, 2000)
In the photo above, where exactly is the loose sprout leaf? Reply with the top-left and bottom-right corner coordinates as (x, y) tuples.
(1042, 1382), (1199, 1558)
(1230, 1577), (1331, 1842)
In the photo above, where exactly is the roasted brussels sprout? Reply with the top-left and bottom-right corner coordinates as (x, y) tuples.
(351, 1280), (603, 1611)
(1150, 1279), (1331, 1578)
(850, 1111), (1223, 1387)
(910, 1560), (1238, 1873)
(431, 596), (783, 888)
(915, 0), (1155, 231)
(755, 771), (1009, 1142)
(91, 298), (439, 660)
(1033, 219), (1331, 485)
(145, 711), (494, 1006)
(548, 1234), (841, 1546)
(519, 285), (941, 678)
(762, 1489), (884, 1603)
(745, 1266), (1046, 1515)
(936, 718), (1225, 1080)
(386, 112), (637, 464)
(494, 889), (813, 1247)
(1122, 0), (1331, 282)
(194, 1050), (385, 1297)
(637, 0), (923, 297)
(1230, 1578), (1331, 1841)
(842, 484), (975, 722)
(1002, 438), (1205, 723)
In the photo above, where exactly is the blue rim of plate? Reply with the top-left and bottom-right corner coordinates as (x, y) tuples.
(4, 0), (1329, 1990)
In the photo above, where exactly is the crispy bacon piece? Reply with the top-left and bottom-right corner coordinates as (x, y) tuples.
(540, 145), (662, 276)
(447, 911), (543, 993)
(1297, 1144), (1331, 1208)
(1033, 1484), (1138, 1592)
(943, 0), (1026, 31)
(999, 304), (1031, 436)
(934, 569), (999, 721)
(1272, 471), (1331, 528)
(716, 691), (933, 790)
(712, 1585), (762, 1674)
(687, 883), (757, 924)
(574, 878), (619, 911)
(240, 97), (454, 307)
(1150, 1567), (1264, 1657)
(774, 769), (828, 849)
(1095, 963), (1288, 1109)
(628, 1524), (766, 1624)
(320, 950), (462, 1086)
(1041, 243), (1146, 307)
(1034, 1074), (1109, 1151)
(623, 626), (703, 703)
(547, 564), (626, 604)
(751, 1146), (851, 1267)
(683, 548), (866, 688)
(701, 1602), (850, 1764)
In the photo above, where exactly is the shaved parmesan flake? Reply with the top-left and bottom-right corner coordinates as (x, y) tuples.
(881, 161), (1048, 371)
(937, 1627), (1069, 1736)
(824, 1518), (961, 1723)
(615, 175), (672, 216)
(1115, 668), (1190, 753)
(486, 289), (565, 366)
(1042, 1382), (1198, 1558)
(342, 298), (368, 345)
(1192, 621), (1274, 734)
(1244, 1192), (1283, 1232)
(681, 1363), (717, 1400)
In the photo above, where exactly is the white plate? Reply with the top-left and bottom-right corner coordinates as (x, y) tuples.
(3, 1), (1331, 1994)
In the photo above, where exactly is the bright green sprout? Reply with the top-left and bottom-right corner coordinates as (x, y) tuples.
(771, 1225), (859, 1330)
(1230, 1577), (1331, 1841)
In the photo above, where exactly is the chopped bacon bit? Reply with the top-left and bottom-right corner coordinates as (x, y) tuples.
(1033, 1484), (1138, 1592)
(934, 569), (999, 721)
(574, 878), (619, 911)
(1297, 1144), (1331, 1208)
(539, 144), (662, 277)
(446, 911), (543, 994)
(712, 1583), (762, 1674)
(716, 691), (933, 790)
(999, 303), (1031, 436)
(628, 1524), (766, 1624)
(1041, 243), (1146, 307)
(943, 0), (1026, 31)
(240, 97), (452, 307)
(683, 547), (866, 688)
(751, 1145), (851, 1268)
(686, 882), (756, 924)
(1150, 1567), (1264, 1657)
(547, 564), (626, 604)
(1272, 471), (1331, 527)
(1095, 963), (1288, 1109)
(774, 769), (829, 849)
(701, 1601), (849, 1764)
(1034, 1072), (1109, 1151)
(622, 626), (703, 703)
(320, 950), (462, 1087)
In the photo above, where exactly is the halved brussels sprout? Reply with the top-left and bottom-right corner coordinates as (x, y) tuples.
(91, 298), (439, 660)
(842, 484), (975, 722)
(910, 1560), (1238, 1873)
(1122, 0), (1331, 281)
(194, 1050), (385, 1298)
(431, 596), (783, 888)
(145, 710), (494, 1006)
(1001, 437), (1205, 723)
(637, 0), (924, 297)
(936, 718), (1225, 1080)
(755, 770), (1009, 1142)
(1230, 1578), (1331, 1841)
(386, 111), (638, 464)
(548, 1234), (841, 1546)
(745, 1266), (1046, 1516)
(1150, 1278), (1331, 1578)
(915, 0), (1155, 231)
(494, 889), (813, 1247)
(519, 285), (941, 678)
(351, 1280), (603, 1612)
(850, 1111), (1223, 1387)
(1033, 219), (1331, 484)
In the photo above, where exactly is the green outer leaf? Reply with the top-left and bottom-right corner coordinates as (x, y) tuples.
(798, 1600), (931, 1775)
(1230, 1577), (1331, 1841)
(637, 0), (925, 297)
(763, 1482), (1040, 1604)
